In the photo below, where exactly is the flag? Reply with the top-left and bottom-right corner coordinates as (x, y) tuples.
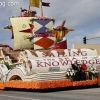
(42, 2), (50, 7)
(30, 0), (40, 8)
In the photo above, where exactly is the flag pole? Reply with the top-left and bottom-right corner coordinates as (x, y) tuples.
(20, 7), (22, 16)
(29, 5), (30, 10)
(29, 0), (30, 10)
(40, 0), (43, 16)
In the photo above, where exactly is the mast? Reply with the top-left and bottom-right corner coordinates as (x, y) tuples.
(40, 0), (43, 16)
(29, 0), (30, 10)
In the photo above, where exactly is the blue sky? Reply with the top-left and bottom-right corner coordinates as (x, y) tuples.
(0, 0), (100, 48)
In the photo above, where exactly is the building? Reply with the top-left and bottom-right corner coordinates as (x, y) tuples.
(72, 44), (100, 55)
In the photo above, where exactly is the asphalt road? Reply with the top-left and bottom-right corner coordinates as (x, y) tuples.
(0, 86), (100, 100)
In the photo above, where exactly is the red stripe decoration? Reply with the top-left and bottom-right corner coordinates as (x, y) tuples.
(51, 39), (67, 50)
(34, 33), (53, 37)
(19, 24), (34, 34)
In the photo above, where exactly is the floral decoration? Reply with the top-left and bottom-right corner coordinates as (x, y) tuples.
(65, 67), (75, 80)
(88, 66), (98, 79)
(53, 26), (67, 31)
(0, 78), (99, 90)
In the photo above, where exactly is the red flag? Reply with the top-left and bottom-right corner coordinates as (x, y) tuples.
(42, 2), (50, 7)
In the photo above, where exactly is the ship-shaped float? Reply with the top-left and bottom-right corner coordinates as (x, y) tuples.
(0, 0), (100, 90)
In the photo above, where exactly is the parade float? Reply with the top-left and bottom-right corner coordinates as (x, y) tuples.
(0, 0), (100, 90)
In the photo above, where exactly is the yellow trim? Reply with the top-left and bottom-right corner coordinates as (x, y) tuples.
(52, 30), (70, 40)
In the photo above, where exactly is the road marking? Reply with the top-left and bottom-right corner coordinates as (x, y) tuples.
(0, 94), (40, 100)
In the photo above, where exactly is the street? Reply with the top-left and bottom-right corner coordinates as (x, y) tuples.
(0, 86), (100, 100)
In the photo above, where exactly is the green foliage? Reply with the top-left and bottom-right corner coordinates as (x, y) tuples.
(4, 62), (11, 69)
(4, 62), (21, 69)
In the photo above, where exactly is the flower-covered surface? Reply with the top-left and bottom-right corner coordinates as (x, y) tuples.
(0, 81), (5, 90)
(34, 37), (55, 49)
(51, 39), (67, 50)
(65, 66), (75, 80)
(87, 66), (99, 79)
(10, 17), (54, 50)
(53, 26), (67, 31)
(0, 78), (99, 90)
(34, 33), (53, 37)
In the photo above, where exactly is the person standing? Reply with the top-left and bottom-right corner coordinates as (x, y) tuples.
(72, 60), (81, 81)
(80, 60), (89, 80)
